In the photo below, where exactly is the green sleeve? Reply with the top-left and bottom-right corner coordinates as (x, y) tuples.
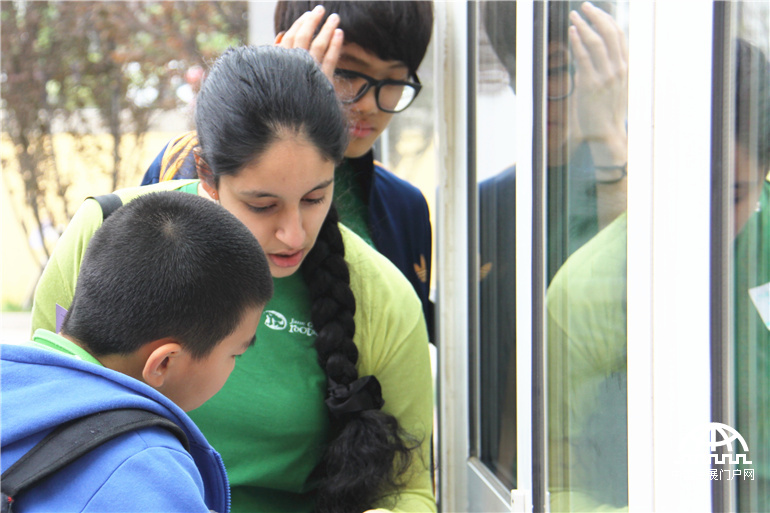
(30, 198), (104, 334)
(342, 225), (437, 513)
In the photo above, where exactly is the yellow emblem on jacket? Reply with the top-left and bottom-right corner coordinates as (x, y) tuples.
(414, 255), (428, 283)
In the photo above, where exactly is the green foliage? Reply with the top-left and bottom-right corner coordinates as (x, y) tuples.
(1, 302), (31, 313)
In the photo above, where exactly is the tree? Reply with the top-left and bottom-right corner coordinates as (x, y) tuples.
(1, 1), (248, 306)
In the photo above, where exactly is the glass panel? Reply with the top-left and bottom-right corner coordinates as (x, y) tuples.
(476, 0), (519, 490)
(726, 4), (770, 510)
(544, 2), (630, 511)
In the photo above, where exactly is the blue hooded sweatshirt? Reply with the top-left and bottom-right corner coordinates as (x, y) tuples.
(1, 335), (230, 513)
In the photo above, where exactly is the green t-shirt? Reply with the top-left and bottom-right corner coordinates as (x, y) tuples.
(188, 272), (329, 512)
(30, 180), (436, 513)
(333, 159), (374, 247)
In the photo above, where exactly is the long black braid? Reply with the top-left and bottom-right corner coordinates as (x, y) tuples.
(302, 205), (417, 513)
(195, 45), (419, 512)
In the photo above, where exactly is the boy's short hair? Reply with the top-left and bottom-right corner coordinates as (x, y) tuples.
(62, 191), (273, 359)
(274, 1), (433, 78)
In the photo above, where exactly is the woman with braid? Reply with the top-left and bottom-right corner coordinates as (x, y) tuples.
(30, 45), (435, 513)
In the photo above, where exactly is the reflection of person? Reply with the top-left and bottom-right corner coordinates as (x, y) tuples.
(731, 38), (770, 513)
(478, 0), (628, 486)
(481, 1), (628, 277)
(4, 192), (273, 512)
(31, 46), (435, 513)
(141, 2), (436, 341)
(546, 38), (770, 512)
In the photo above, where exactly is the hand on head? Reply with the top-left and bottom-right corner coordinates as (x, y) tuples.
(568, 1), (628, 146)
(275, 5), (344, 81)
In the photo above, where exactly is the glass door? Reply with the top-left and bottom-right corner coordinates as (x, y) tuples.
(711, 2), (770, 511)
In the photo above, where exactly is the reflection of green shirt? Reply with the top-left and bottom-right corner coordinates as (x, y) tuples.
(546, 213), (628, 512)
(545, 182), (770, 511)
(734, 183), (770, 510)
(546, 143), (600, 283)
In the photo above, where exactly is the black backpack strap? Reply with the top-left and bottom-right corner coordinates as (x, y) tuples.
(1, 409), (189, 511)
(89, 193), (123, 220)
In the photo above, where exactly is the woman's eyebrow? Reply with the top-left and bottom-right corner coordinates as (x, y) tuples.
(309, 178), (335, 193)
(239, 178), (334, 199)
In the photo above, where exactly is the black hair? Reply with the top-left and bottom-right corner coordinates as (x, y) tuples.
(301, 205), (417, 513)
(735, 38), (770, 174)
(274, 1), (433, 79)
(481, 0), (517, 85)
(62, 191), (273, 359)
(194, 44), (418, 512)
(195, 45), (348, 177)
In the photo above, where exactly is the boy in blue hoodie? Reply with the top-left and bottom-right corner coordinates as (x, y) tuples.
(1, 191), (273, 512)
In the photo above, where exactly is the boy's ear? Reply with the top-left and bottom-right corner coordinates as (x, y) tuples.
(142, 340), (186, 389)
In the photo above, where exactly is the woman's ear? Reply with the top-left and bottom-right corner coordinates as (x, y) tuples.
(142, 340), (185, 389)
(193, 147), (218, 200)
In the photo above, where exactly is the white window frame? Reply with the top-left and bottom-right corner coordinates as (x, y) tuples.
(627, 1), (715, 511)
(437, 0), (717, 511)
(436, 1), (534, 511)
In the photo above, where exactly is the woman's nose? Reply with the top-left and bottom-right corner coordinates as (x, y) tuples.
(275, 208), (306, 248)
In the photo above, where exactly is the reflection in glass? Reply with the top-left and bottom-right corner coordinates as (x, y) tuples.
(547, 62), (576, 101)
(544, 1), (629, 511)
(476, 0), (519, 490)
(729, 4), (770, 510)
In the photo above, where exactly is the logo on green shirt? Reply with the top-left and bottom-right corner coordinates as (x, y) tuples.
(264, 310), (317, 337)
(264, 310), (287, 330)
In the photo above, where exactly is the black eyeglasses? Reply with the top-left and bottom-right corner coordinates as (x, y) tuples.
(333, 68), (422, 113)
(547, 63), (576, 101)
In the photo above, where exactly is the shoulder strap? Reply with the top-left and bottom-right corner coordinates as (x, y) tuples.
(159, 131), (199, 182)
(1, 409), (189, 510)
(90, 193), (123, 221)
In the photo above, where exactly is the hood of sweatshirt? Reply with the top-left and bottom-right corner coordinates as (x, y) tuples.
(1, 342), (230, 512)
